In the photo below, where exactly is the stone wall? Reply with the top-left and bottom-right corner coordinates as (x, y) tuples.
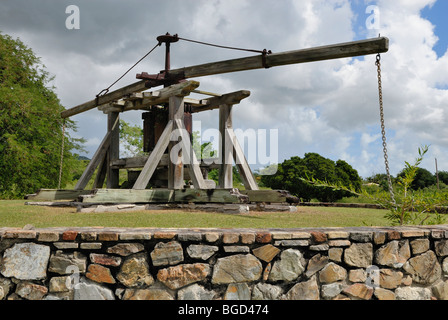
(1, 225), (448, 300)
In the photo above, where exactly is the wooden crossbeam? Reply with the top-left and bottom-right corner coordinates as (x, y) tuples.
(61, 80), (147, 118)
(98, 87), (250, 115)
(192, 90), (250, 113)
(110, 156), (220, 170)
(123, 81), (200, 112)
(61, 37), (388, 119)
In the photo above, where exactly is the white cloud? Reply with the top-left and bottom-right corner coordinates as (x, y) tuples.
(2, 0), (448, 179)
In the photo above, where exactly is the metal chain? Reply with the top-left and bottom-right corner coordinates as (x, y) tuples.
(376, 54), (396, 205)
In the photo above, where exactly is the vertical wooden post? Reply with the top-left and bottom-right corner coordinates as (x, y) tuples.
(107, 112), (120, 189)
(218, 104), (234, 189)
(168, 96), (185, 189)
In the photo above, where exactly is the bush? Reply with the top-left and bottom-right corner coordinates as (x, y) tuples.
(261, 153), (362, 202)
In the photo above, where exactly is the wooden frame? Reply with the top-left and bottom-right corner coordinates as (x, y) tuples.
(72, 80), (257, 192)
(46, 36), (390, 205)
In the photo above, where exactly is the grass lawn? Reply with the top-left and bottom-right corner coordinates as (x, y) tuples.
(0, 200), (392, 229)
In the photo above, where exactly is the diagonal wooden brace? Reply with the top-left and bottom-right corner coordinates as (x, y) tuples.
(75, 117), (119, 190)
(132, 120), (173, 190)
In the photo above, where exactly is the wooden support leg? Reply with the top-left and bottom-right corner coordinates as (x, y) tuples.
(132, 120), (173, 190)
(169, 96), (185, 190)
(107, 112), (120, 189)
(218, 104), (234, 189)
(227, 127), (259, 191)
(75, 117), (119, 190)
(174, 119), (208, 189)
(92, 156), (107, 189)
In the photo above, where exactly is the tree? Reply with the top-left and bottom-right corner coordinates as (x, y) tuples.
(119, 120), (144, 157)
(261, 153), (362, 202)
(397, 167), (436, 191)
(366, 173), (395, 192)
(438, 171), (448, 185)
(0, 33), (83, 198)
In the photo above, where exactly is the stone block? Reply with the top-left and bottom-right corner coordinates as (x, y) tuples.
(86, 264), (116, 284)
(106, 243), (145, 257)
(269, 249), (304, 282)
(252, 244), (280, 263)
(225, 283), (252, 300)
(16, 282), (48, 300)
(1, 243), (50, 280)
(90, 253), (122, 267)
(73, 279), (115, 300)
(435, 240), (448, 257)
(158, 263), (210, 290)
(255, 232), (272, 244)
(343, 283), (374, 300)
(410, 239), (430, 255)
(187, 245), (219, 260)
(178, 283), (216, 300)
(344, 243), (373, 268)
(252, 283), (283, 300)
(62, 231), (78, 241)
(403, 250), (441, 285)
(222, 233), (240, 244)
(283, 277), (320, 300)
(122, 288), (174, 300)
(240, 233), (256, 244)
(319, 262), (347, 284)
(212, 254), (262, 284)
(48, 251), (87, 275)
(204, 232), (221, 243)
(150, 241), (184, 267)
(120, 232), (151, 241)
(327, 231), (349, 239)
(117, 253), (154, 288)
(98, 232), (119, 242)
(38, 231), (60, 242)
(374, 240), (411, 268)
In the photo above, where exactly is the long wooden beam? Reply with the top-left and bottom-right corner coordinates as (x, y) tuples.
(61, 37), (388, 119)
(169, 37), (389, 79)
(61, 80), (148, 119)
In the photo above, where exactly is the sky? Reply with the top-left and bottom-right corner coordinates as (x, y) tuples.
(1, 0), (448, 179)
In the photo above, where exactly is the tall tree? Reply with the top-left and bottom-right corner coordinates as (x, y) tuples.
(0, 33), (83, 198)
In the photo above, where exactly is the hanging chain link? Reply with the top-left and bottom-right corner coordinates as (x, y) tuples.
(376, 54), (396, 205)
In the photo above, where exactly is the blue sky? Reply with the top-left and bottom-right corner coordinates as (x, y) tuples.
(422, 1), (448, 58)
(1, 0), (448, 179)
